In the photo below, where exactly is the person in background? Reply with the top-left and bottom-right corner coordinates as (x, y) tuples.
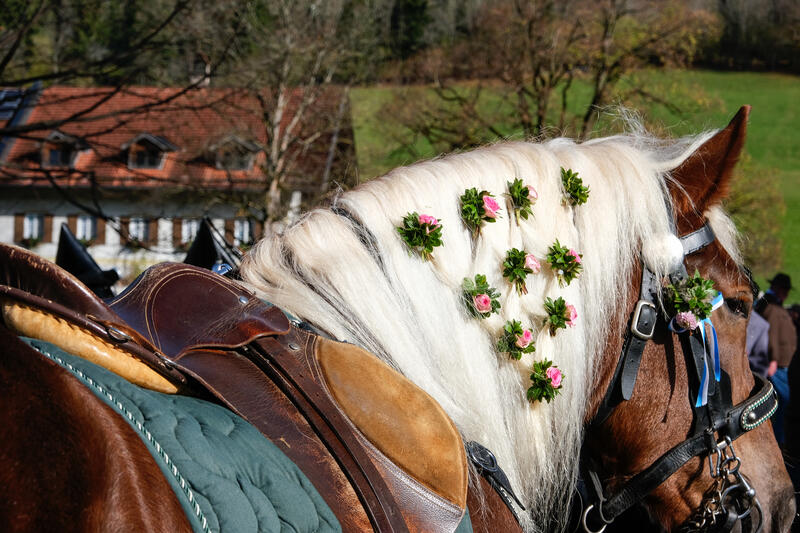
(747, 310), (770, 377)
(785, 305), (800, 451)
(755, 273), (797, 445)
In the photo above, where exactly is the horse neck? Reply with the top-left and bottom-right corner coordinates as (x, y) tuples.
(242, 138), (676, 528)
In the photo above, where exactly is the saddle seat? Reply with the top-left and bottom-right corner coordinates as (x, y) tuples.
(0, 243), (468, 533)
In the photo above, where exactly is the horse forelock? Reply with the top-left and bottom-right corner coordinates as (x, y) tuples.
(241, 133), (738, 532)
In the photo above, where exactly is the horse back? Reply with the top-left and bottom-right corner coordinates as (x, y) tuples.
(0, 327), (193, 533)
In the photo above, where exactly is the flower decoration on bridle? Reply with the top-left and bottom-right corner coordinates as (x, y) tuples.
(502, 248), (540, 295)
(497, 319), (536, 360)
(545, 240), (583, 286)
(543, 296), (577, 335)
(397, 212), (443, 261)
(506, 178), (537, 223)
(462, 274), (501, 318)
(527, 359), (564, 404)
(667, 269), (725, 407)
(460, 188), (500, 236)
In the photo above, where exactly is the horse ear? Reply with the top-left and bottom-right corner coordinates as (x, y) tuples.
(669, 105), (750, 227)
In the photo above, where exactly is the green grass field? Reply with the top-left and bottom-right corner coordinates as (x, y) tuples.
(350, 70), (800, 301)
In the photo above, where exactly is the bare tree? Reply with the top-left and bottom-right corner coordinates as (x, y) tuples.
(378, 0), (719, 157)
(216, 0), (388, 225)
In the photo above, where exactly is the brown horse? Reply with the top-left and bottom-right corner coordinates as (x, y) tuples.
(0, 108), (793, 532)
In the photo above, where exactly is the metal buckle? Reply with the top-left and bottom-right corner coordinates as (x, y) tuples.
(631, 300), (656, 340)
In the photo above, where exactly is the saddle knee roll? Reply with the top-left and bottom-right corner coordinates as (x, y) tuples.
(315, 337), (468, 511)
(1, 300), (179, 394)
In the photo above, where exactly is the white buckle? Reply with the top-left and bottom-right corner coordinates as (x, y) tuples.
(631, 301), (656, 340)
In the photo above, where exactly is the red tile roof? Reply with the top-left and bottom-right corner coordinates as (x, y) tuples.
(0, 86), (344, 191)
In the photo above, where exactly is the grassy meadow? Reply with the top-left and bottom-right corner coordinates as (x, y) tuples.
(350, 70), (800, 302)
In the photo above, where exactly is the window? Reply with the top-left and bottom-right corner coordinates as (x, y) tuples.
(124, 134), (177, 170)
(233, 218), (253, 246)
(23, 214), (44, 240)
(217, 146), (253, 170)
(129, 218), (149, 242)
(181, 218), (200, 244)
(76, 215), (97, 241)
(213, 136), (258, 171)
(47, 146), (73, 167)
(131, 146), (163, 169)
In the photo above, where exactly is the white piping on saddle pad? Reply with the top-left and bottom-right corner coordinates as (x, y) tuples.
(30, 342), (212, 533)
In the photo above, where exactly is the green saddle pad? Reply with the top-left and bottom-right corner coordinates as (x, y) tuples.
(26, 337), (340, 533)
(25, 338), (474, 533)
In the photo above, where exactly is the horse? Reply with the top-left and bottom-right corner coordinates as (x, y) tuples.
(0, 106), (792, 532)
(240, 106), (793, 532)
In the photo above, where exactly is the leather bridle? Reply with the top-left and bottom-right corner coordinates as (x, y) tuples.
(581, 220), (778, 533)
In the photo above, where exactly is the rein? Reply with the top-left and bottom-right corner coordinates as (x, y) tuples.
(581, 221), (778, 533)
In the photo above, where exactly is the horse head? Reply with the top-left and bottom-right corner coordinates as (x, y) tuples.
(242, 108), (791, 532)
(584, 107), (794, 532)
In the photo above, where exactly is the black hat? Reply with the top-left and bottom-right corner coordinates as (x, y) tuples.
(769, 273), (792, 291)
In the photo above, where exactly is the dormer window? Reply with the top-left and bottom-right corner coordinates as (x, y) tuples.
(41, 130), (86, 168)
(123, 133), (178, 170)
(211, 135), (259, 171)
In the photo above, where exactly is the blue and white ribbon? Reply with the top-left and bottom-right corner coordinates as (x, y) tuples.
(695, 292), (724, 407)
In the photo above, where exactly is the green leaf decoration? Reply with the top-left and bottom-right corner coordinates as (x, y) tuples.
(543, 296), (576, 335)
(502, 248), (536, 295)
(506, 178), (536, 224)
(460, 188), (500, 237)
(462, 274), (502, 319)
(496, 319), (536, 360)
(667, 269), (716, 319)
(561, 167), (589, 206)
(527, 358), (564, 404)
(545, 240), (583, 287)
(396, 212), (443, 261)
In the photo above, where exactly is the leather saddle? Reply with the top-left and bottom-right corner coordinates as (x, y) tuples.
(0, 243), (469, 532)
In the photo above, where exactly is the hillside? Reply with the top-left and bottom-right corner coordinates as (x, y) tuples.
(350, 70), (800, 301)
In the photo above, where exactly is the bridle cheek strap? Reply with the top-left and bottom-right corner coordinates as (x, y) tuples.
(582, 221), (778, 529)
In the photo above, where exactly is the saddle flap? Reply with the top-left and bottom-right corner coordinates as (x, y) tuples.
(109, 263), (290, 358)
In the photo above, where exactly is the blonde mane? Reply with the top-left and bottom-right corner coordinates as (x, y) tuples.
(241, 133), (737, 531)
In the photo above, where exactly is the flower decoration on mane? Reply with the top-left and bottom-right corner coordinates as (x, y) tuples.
(460, 188), (500, 236)
(546, 240), (583, 286)
(506, 178), (537, 223)
(397, 212), (443, 261)
(527, 359), (564, 404)
(497, 320), (536, 360)
(502, 248), (540, 295)
(543, 296), (577, 335)
(561, 167), (589, 206)
(462, 274), (501, 318)
(667, 270), (716, 331)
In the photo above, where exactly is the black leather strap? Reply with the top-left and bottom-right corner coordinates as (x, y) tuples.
(597, 374), (776, 521)
(680, 222), (716, 256)
(620, 268), (660, 400)
(590, 267), (660, 427)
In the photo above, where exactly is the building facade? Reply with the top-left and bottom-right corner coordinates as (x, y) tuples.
(0, 85), (355, 282)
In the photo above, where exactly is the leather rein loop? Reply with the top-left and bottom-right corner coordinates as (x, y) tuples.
(582, 221), (777, 532)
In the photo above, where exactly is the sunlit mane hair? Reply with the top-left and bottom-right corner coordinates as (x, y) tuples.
(241, 132), (740, 532)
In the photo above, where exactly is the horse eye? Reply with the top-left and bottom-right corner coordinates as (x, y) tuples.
(725, 298), (749, 318)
